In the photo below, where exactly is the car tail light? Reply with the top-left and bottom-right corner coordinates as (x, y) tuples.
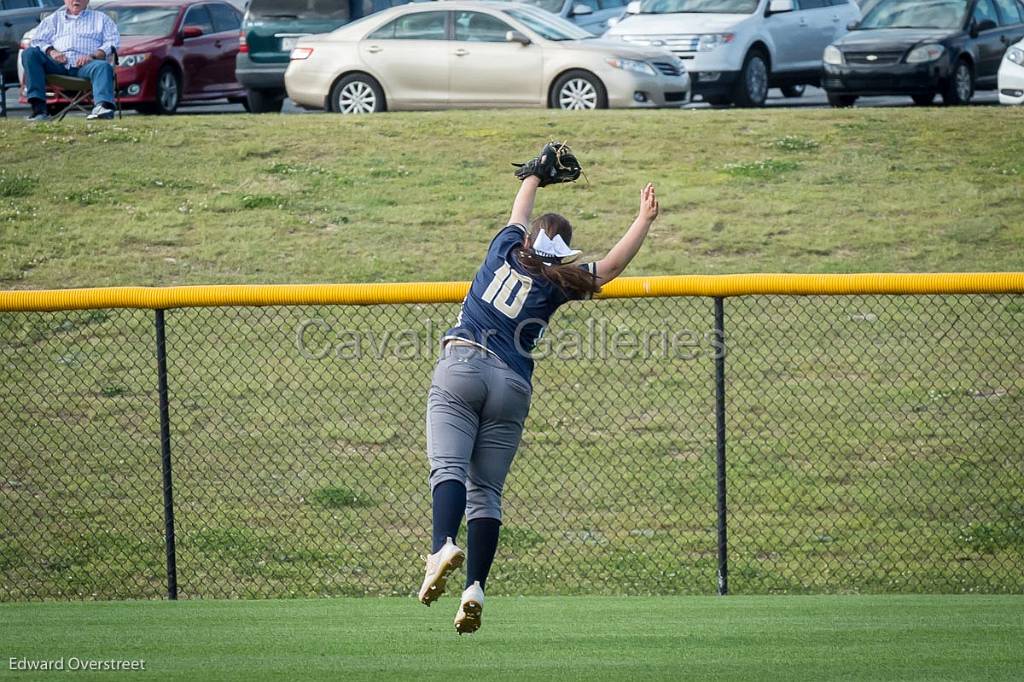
(239, 30), (248, 53)
(290, 47), (313, 60)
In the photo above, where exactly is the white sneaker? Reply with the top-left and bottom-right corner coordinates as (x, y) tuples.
(86, 103), (114, 120)
(417, 537), (464, 606)
(454, 581), (484, 635)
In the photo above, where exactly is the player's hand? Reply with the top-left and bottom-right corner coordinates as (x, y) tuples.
(74, 55), (93, 67)
(48, 49), (68, 64)
(638, 183), (659, 224)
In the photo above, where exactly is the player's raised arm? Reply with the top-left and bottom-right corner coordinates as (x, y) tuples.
(594, 183), (659, 285)
(508, 175), (541, 228)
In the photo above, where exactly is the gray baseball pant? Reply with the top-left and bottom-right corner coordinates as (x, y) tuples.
(426, 344), (532, 522)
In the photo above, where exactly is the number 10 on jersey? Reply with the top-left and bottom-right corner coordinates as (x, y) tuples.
(481, 262), (533, 318)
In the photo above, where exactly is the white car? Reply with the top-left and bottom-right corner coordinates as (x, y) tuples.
(284, 1), (690, 112)
(999, 37), (1024, 105)
(604, 0), (861, 107)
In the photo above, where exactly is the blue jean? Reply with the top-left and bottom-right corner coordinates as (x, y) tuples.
(21, 47), (114, 105)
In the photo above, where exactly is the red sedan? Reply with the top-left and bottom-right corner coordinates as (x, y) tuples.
(20, 0), (248, 114)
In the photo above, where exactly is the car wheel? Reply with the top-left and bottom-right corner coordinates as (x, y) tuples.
(911, 92), (935, 106)
(550, 70), (608, 110)
(942, 59), (973, 106)
(154, 66), (180, 115)
(732, 50), (769, 108)
(247, 88), (285, 114)
(329, 74), (385, 114)
(826, 93), (858, 108)
(781, 84), (805, 98)
(229, 96), (251, 113)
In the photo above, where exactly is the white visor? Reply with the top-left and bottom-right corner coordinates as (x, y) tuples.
(531, 229), (581, 263)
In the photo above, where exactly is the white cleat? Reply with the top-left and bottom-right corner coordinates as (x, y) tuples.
(418, 537), (465, 606)
(454, 580), (484, 635)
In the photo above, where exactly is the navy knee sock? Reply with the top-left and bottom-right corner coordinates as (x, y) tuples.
(466, 517), (501, 590)
(431, 480), (466, 553)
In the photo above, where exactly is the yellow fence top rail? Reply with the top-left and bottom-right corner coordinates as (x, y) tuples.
(2, 273), (1023, 312)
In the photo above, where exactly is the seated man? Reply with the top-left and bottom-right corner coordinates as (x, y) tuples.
(22, 0), (120, 121)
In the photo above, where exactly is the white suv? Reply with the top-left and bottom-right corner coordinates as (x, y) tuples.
(605, 0), (861, 106)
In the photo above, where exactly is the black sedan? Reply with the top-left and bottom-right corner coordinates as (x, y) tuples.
(822, 0), (1024, 106)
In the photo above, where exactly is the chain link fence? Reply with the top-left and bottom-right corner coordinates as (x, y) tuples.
(1, 291), (1021, 600)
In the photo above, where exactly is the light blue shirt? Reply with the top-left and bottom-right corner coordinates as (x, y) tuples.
(31, 8), (120, 65)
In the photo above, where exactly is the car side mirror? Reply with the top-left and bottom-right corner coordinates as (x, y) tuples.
(974, 18), (997, 35)
(505, 30), (531, 45)
(182, 25), (204, 39)
(846, 19), (858, 30)
(626, 1), (641, 14)
(607, 16), (620, 27)
(572, 3), (593, 15)
(768, 0), (794, 15)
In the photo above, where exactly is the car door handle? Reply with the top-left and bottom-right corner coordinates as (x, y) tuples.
(367, 45), (382, 53)
(798, 18), (808, 27)
(3, 21), (13, 27)
(1000, 35), (1009, 45)
(454, 48), (469, 56)
(215, 40), (222, 48)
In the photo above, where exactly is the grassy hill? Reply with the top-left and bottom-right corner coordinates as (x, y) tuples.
(1, 108), (1023, 290)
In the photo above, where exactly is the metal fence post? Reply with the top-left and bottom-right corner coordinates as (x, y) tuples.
(155, 309), (178, 600)
(714, 297), (728, 596)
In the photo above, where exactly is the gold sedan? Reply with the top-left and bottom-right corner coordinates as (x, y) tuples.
(284, 1), (690, 113)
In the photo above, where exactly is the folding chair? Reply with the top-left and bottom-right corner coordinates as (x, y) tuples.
(46, 49), (121, 121)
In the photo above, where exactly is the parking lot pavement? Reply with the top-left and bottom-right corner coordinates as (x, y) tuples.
(0, 86), (998, 119)
(692, 86), (999, 109)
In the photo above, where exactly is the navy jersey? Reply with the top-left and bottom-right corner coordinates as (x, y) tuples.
(444, 224), (596, 384)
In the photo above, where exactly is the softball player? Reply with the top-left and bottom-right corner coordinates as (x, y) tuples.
(419, 161), (660, 635)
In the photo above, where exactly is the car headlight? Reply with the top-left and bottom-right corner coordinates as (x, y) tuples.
(606, 57), (656, 76)
(905, 44), (945, 64)
(823, 45), (843, 65)
(119, 53), (149, 68)
(697, 33), (733, 52)
(617, 35), (663, 47)
(1007, 47), (1024, 65)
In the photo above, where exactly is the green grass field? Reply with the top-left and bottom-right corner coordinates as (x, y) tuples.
(2, 596), (1022, 680)
(2, 109), (1023, 288)
(1, 110), (1023, 601)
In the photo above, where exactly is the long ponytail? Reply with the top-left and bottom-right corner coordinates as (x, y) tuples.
(517, 214), (601, 300)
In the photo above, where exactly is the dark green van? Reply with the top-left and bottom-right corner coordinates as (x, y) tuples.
(238, 0), (399, 112)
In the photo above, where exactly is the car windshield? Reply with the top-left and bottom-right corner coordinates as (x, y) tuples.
(638, 0), (758, 14)
(493, 0), (563, 14)
(858, 0), (967, 29)
(101, 6), (180, 36)
(503, 6), (592, 40)
(344, 11), (392, 37)
(248, 0), (349, 20)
